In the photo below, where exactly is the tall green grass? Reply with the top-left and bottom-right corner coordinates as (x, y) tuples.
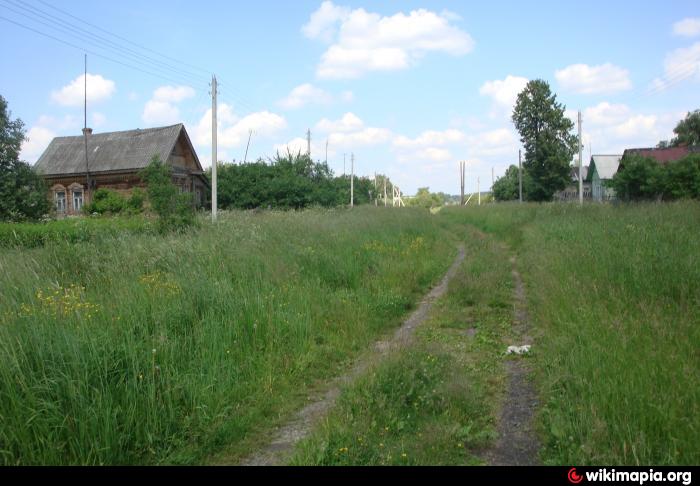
(444, 202), (700, 465)
(0, 207), (456, 465)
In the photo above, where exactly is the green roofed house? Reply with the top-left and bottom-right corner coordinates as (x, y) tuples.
(34, 123), (208, 216)
(586, 154), (622, 202)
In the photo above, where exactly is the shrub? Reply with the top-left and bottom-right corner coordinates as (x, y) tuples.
(83, 188), (128, 215)
(127, 188), (146, 213)
(139, 156), (194, 232)
(663, 154), (700, 200)
(609, 154), (665, 201)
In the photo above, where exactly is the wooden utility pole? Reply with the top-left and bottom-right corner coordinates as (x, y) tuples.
(374, 172), (377, 206)
(243, 129), (252, 163)
(383, 177), (387, 207)
(578, 110), (583, 206)
(459, 160), (465, 206)
(306, 129), (311, 157)
(350, 153), (354, 207)
(518, 149), (523, 203)
(491, 167), (494, 202)
(477, 177), (481, 206)
(83, 54), (91, 204)
(211, 75), (218, 222)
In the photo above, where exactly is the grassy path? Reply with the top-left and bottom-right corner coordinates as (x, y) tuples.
(238, 246), (466, 465)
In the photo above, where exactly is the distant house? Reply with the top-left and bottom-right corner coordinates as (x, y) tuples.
(586, 155), (622, 202)
(34, 123), (207, 216)
(555, 165), (591, 201)
(620, 145), (699, 169)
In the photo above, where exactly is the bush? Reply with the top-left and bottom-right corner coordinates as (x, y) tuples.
(663, 154), (700, 200)
(83, 188), (127, 215)
(610, 154), (665, 201)
(127, 188), (146, 212)
(139, 156), (194, 232)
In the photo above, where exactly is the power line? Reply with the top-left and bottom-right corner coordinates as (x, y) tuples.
(0, 14), (208, 89)
(0, 0), (210, 89)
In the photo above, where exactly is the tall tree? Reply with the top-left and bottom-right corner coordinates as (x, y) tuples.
(512, 80), (578, 201)
(0, 95), (50, 221)
(492, 165), (520, 201)
(671, 110), (700, 147)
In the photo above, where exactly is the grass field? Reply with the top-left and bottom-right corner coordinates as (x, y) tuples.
(0, 207), (457, 464)
(1, 202), (698, 465)
(441, 202), (700, 465)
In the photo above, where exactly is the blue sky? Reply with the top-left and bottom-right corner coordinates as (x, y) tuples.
(2, 0), (700, 194)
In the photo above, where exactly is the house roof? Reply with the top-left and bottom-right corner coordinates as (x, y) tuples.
(587, 155), (622, 181)
(34, 123), (202, 176)
(622, 146), (697, 165)
(570, 165), (588, 182)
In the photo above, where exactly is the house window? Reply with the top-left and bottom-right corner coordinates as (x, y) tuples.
(55, 191), (66, 213)
(73, 190), (83, 213)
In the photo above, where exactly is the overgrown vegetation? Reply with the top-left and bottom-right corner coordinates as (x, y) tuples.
(0, 207), (455, 465)
(291, 227), (514, 465)
(139, 156), (195, 232)
(0, 95), (50, 221)
(610, 153), (700, 201)
(83, 188), (145, 215)
(445, 202), (700, 465)
(208, 151), (387, 209)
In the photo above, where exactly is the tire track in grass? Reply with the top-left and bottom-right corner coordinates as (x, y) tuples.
(239, 245), (466, 466)
(484, 255), (539, 465)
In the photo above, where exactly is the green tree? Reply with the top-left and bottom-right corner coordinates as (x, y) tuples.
(671, 110), (700, 147)
(407, 187), (445, 208)
(512, 80), (578, 201)
(139, 156), (194, 231)
(492, 165), (521, 201)
(0, 95), (50, 221)
(610, 154), (665, 201)
(663, 154), (700, 199)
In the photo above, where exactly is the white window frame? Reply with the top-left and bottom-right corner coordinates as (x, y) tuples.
(73, 189), (83, 213)
(55, 190), (66, 213)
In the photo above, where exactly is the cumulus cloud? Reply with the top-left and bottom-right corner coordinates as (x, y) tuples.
(303, 1), (475, 79)
(328, 127), (392, 148)
(315, 112), (364, 132)
(673, 18), (700, 37)
(278, 83), (353, 110)
(393, 128), (465, 149)
(142, 85), (195, 125)
(555, 63), (632, 94)
(651, 42), (700, 93)
(480, 75), (528, 108)
(195, 103), (287, 164)
(20, 126), (56, 164)
(51, 73), (115, 106)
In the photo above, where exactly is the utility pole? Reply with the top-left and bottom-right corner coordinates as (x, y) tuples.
(459, 161), (465, 206)
(243, 129), (252, 163)
(83, 54), (91, 204)
(325, 139), (328, 165)
(383, 177), (387, 207)
(478, 177), (481, 206)
(374, 172), (377, 206)
(578, 110), (583, 206)
(211, 75), (218, 222)
(491, 167), (494, 202)
(518, 149), (523, 203)
(343, 153), (346, 177)
(350, 153), (354, 207)
(306, 128), (311, 157)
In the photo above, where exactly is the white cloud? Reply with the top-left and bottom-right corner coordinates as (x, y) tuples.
(273, 137), (331, 158)
(315, 112), (364, 132)
(416, 147), (452, 162)
(480, 75), (528, 108)
(303, 2), (475, 79)
(142, 100), (180, 125)
(582, 102), (632, 126)
(328, 127), (392, 148)
(465, 128), (518, 158)
(673, 18), (700, 37)
(555, 63), (632, 94)
(21, 126), (56, 164)
(51, 73), (116, 106)
(393, 128), (465, 148)
(279, 83), (333, 109)
(195, 103), (287, 159)
(142, 85), (195, 125)
(153, 85), (195, 103)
